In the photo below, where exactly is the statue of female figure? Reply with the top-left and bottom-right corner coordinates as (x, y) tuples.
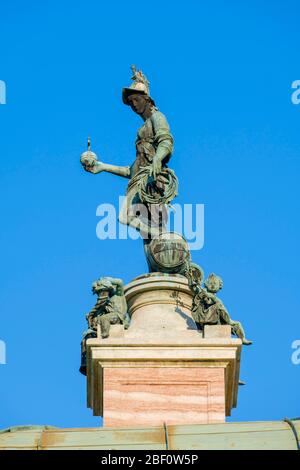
(81, 66), (177, 239)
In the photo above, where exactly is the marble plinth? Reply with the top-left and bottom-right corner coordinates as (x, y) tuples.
(86, 274), (241, 427)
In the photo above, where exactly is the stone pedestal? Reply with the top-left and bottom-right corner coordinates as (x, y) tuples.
(86, 274), (241, 427)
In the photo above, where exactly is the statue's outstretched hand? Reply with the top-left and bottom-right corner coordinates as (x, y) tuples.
(84, 161), (105, 174)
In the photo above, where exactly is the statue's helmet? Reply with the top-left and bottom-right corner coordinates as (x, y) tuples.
(122, 65), (156, 106)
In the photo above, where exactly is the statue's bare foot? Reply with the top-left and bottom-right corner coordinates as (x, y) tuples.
(147, 226), (162, 240)
(132, 220), (162, 240)
(242, 338), (252, 345)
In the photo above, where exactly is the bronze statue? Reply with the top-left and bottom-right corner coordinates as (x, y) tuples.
(188, 272), (252, 345)
(78, 67), (253, 378)
(80, 277), (129, 375)
(81, 65), (177, 239)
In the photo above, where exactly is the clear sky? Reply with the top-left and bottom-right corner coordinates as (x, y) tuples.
(0, 0), (299, 429)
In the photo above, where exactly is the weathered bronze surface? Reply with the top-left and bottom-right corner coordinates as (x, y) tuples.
(188, 272), (252, 345)
(144, 232), (190, 274)
(81, 65), (177, 239)
(80, 277), (129, 375)
(79, 66), (252, 381)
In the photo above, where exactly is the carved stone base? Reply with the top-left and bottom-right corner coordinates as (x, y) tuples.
(86, 274), (241, 427)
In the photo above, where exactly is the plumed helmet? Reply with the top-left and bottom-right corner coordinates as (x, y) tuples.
(122, 65), (156, 106)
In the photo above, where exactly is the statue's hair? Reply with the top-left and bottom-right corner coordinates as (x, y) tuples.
(92, 278), (114, 294)
(204, 273), (223, 292)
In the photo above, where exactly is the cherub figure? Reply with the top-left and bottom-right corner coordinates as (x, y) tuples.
(189, 273), (252, 345)
(79, 277), (129, 375)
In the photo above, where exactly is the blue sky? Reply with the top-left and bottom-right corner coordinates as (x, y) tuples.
(0, 0), (299, 428)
